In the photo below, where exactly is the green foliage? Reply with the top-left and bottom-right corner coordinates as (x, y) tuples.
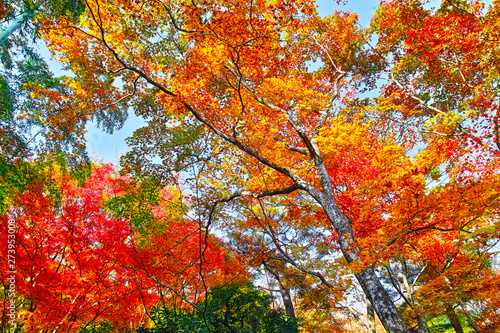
(0, 157), (41, 213)
(79, 321), (115, 333)
(0, 21), (76, 161)
(46, 0), (86, 22)
(0, 155), (91, 213)
(0, 0), (119, 165)
(122, 117), (208, 183)
(104, 174), (165, 235)
(0, 76), (14, 118)
(427, 315), (474, 333)
(145, 283), (298, 333)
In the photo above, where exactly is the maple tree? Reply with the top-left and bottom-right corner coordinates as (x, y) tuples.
(1, 163), (147, 331)
(0, 162), (243, 331)
(227, 195), (375, 332)
(367, 1), (500, 331)
(40, 0), (412, 330)
(1, 0), (499, 332)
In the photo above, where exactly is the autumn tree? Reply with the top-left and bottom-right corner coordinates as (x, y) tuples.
(0, 163), (148, 331)
(0, 0), (134, 169)
(25, 0), (500, 332)
(0, 161), (243, 331)
(227, 195), (375, 332)
(367, 0), (500, 330)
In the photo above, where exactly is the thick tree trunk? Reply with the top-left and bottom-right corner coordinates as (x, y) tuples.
(355, 267), (411, 333)
(446, 306), (465, 333)
(319, 195), (412, 333)
(417, 317), (432, 333)
(0, 12), (34, 45)
(278, 282), (296, 319)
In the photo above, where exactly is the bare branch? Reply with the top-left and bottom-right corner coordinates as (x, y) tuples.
(155, 0), (196, 33)
(389, 72), (446, 115)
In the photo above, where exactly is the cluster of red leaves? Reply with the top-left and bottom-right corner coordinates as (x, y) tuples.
(0, 164), (242, 331)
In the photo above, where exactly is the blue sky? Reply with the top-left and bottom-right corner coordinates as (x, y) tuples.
(84, 0), (379, 163)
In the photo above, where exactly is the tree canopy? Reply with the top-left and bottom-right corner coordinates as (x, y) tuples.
(1, 0), (500, 332)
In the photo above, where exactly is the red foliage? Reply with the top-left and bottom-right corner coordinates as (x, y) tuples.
(0, 164), (242, 331)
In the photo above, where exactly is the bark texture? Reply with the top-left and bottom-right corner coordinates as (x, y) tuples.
(367, 298), (376, 333)
(446, 306), (465, 333)
(417, 317), (431, 333)
(279, 283), (296, 320)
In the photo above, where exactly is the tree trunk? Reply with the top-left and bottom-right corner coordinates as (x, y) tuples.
(446, 306), (465, 333)
(355, 267), (411, 333)
(273, 271), (296, 320)
(278, 282), (295, 319)
(266, 265), (296, 320)
(417, 317), (432, 333)
(319, 195), (412, 333)
(0, 12), (34, 45)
